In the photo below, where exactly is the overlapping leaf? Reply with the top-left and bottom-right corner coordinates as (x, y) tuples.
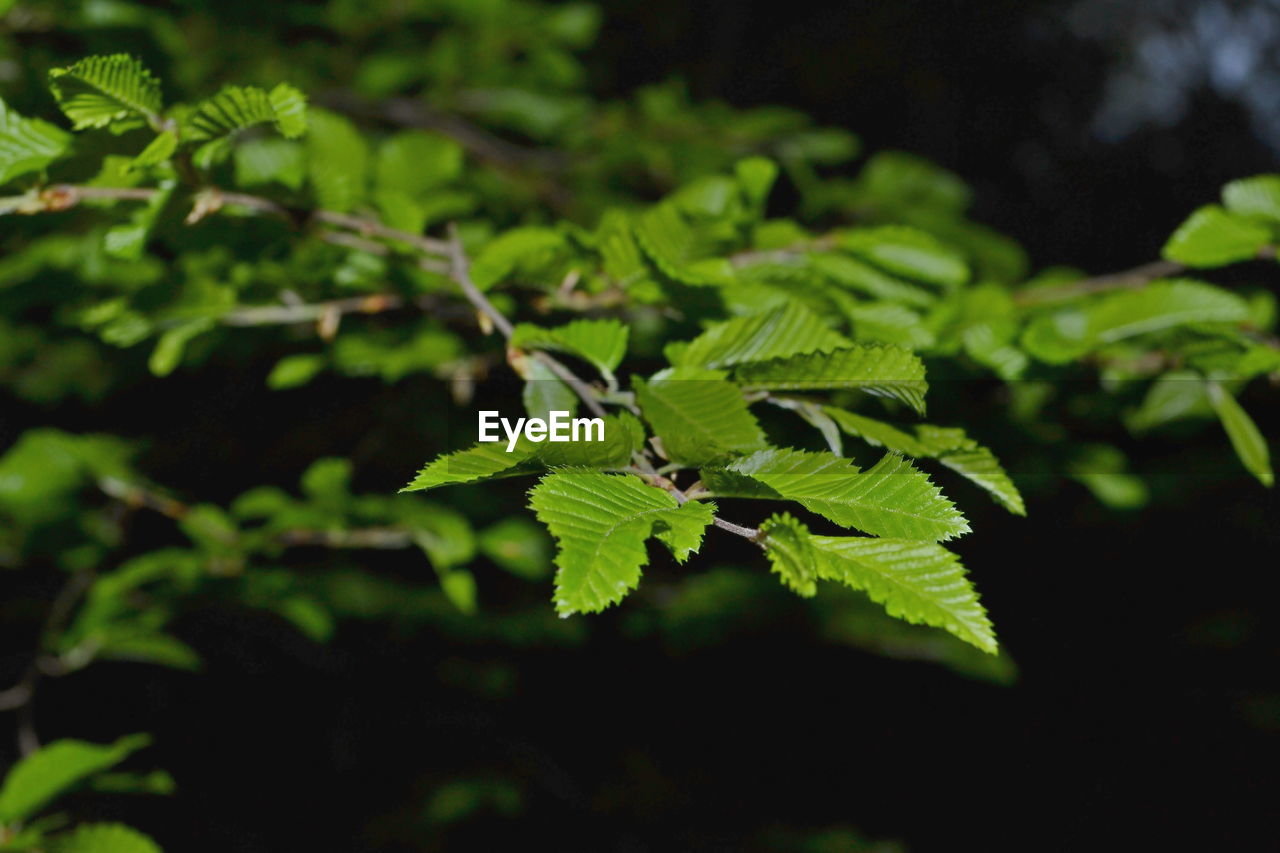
(48, 823), (162, 853)
(1208, 382), (1274, 486)
(734, 345), (928, 414)
(669, 302), (850, 369)
(529, 471), (714, 615)
(703, 448), (968, 541)
(1162, 204), (1272, 267)
(183, 83), (307, 142)
(0, 735), (150, 823)
(48, 55), (162, 131)
(633, 367), (766, 465)
(0, 98), (71, 185)
(837, 225), (968, 288)
(760, 513), (995, 653)
(822, 408), (1025, 514)
(1022, 279), (1252, 363)
(401, 413), (643, 491)
(512, 318), (629, 381)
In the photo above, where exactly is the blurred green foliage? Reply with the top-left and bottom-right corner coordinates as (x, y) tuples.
(1, 0), (1277, 848)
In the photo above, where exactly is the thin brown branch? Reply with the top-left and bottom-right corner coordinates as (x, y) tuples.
(218, 293), (409, 327)
(316, 91), (574, 212)
(444, 223), (515, 338)
(1013, 259), (1185, 306)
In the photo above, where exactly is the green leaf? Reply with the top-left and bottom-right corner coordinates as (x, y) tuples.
(634, 202), (732, 286)
(48, 54), (162, 131)
(234, 137), (306, 190)
(440, 569), (478, 615)
(734, 345), (928, 414)
(401, 413), (643, 492)
(760, 514), (996, 653)
(671, 302), (850, 369)
(757, 511), (818, 596)
(1125, 370), (1213, 432)
(469, 227), (566, 291)
(48, 823), (162, 853)
(183, 83), (308, 142)
(0, 97), (72, 185)
(511, 318), (629, 380)
(266, 353), (326, 389)
(0, 735), (150, 823)
(1022, 279), (1251, 363)
(375, 130), (463, 197)
(843, 302), (935, 349)
(633, 367), (766, 465)
(129, 130), (177, 170)
(811, 253), (938, 308)
(402, 443), (539, 492)
(1208, 382), (1274, 486)
(1162, 205), (1271, 267)
(822, 409), (1025, 515)
(305, 108), (368, 212)
(735, 156), (779, 209)
(529, 471), (714, 615)
(521, 357), (579, 421)
(479, 517), (552, 580)
(147, 317), (211, 376)
(104, 179), (175, 261)
(705, 448), (969, 541)
(1222, 175), (1280, 226)
(838, 225), (968, 288)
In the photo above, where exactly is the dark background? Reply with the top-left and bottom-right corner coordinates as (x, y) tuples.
(5, 1), (1279, 850)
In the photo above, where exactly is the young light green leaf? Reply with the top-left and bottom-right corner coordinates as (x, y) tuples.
(512, 318), (629, 380)
(1022, 280), (1251, 363)
(469, 227), (566, 291)
(521, 357), (578, 420)
(375, 130), (463, 197)
(48, 54), (162, 131)
(635, 201), (732, 286)
(0, 735), (150, 823)
(734, 345), (928, 414)
(735, 156), (779, 209)
(48, 823), (162, 853)
(844, 302), (935, 349)
(183, 83), (308, 142)
(306, 107), (368, 212)
(671, 301), (850, 369)
(759, 514), (996, 653)
(704, 448), (969, 541)
(838, 225), (968, 288)
(1162, 205), (1271, 267)
(0, 98), (72, 185)
(529, 471), (714, 615)
(129, 130), (177, 170)
(402, 443), (539, 492)
(479, 516), (552, 580)
(811, 253), (938, 307)
(822, 409), (1025, 515)
(1222, 174), (1280, 226)
(148, 318), (213, 377)
(234, 138), (306, 190)
(266, 353), (326, 389)
(1125, 370), (1214, 432)
(1208, 382), (1274, 486)
(402, 413), (643, 492)
(633, 367), (767, 465)
(757, 511), (819, 596)
(104, 180), (175, 261)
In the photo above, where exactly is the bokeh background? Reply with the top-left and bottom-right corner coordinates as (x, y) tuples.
(2, 1), (1278, 850)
